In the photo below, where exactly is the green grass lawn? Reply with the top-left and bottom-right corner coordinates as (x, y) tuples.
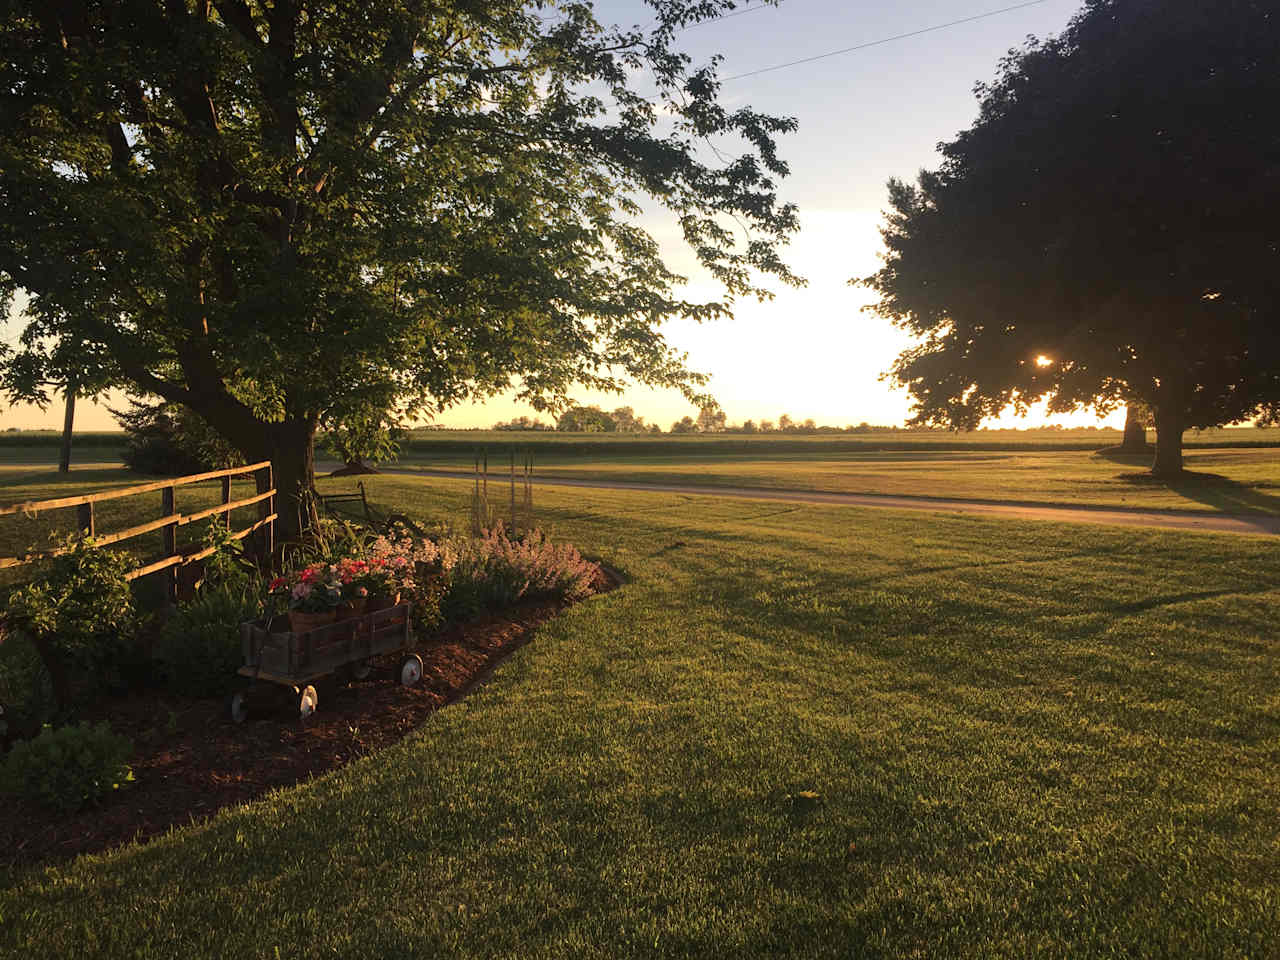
(1, 474), (1276, 957)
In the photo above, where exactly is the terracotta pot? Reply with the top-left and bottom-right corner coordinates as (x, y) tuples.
(365, 592), (401, 613)
(288, 609), (337, 636)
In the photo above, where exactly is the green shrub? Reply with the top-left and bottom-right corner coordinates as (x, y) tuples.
(154, 580), (261, 697)
(1, 722), (134, 813)
(0, 630), (57, 743)
(409, 575), (445, 635)
(4, 536), (137, 710)
(155, 527), (264, 697)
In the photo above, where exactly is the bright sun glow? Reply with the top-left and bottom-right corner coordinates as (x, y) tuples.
(1035, 355), (1053, 368)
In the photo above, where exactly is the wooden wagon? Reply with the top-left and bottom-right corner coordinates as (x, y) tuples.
(231, 603), (422, 722)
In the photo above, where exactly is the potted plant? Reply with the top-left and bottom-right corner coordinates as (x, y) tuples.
(364, 534), (439, 611)
(333, 558), (382, 618)
(269, 564), (343, 635)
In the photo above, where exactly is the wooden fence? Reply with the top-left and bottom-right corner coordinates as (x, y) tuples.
(0, 462), (276, 602)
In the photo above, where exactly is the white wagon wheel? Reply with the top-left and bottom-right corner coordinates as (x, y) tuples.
(227, 690), (250, 724)
(399, 654), (423, 688)
(297, 684), (319, 720)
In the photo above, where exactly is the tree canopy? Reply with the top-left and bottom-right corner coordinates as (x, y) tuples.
(555, 404), (615, 432)
(0, 0), (800, 533)
(861, 0), (1280, 474)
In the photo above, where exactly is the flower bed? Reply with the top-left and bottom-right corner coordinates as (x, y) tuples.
(0, 573), (616, 870)
(0, 520), (614, 868)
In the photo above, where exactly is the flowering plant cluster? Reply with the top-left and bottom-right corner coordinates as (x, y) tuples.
(438, 523), (599, 620)
(331, 557), (389, 601)
(263, 523), (596, 624)
(367, 531), (440, 579)
(268, 564), (343, 613)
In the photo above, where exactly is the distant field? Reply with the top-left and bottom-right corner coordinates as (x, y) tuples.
(396, 426), (1280, 457)
(6, 429), (1280, 533)
(389, 447), (1280, 517)
(6, 425), (1280, 460)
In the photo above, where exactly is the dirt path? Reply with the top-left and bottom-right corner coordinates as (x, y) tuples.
(347, 466), (1280, 537)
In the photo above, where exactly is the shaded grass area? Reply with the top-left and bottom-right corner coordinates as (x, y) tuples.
(2, 476), (1277, 957)
(390, 445), (1280, 516)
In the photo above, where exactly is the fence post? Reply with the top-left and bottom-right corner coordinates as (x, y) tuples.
(220, 475), (232, 530)
(76, 501), (94, 537)
(162, 485), (177, 604)
(256, 463), (275, 565)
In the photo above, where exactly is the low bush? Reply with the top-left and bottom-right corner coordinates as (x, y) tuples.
(3, 536), (137, 711)
(0, 630), (56, 743)
(155, 526), (263, 697)
(154, 579), (262, 697)
(440, 524), (598, 622)
(1, 722), (134, 813)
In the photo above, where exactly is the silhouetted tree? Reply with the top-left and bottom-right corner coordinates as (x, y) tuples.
(696, 406), (727, 433)
(670, 416), (698, 434)
(611, 406), (646, 433)
(557, 405), (615, 432)
(861, 0), (1280, 476)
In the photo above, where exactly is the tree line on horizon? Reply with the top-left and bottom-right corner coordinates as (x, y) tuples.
(492, 405), (1137, 436)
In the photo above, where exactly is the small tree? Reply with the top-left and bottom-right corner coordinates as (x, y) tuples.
(670, 416), (698, 434)
(1119, 404), (1151, 454)
(557, 405), (615, 432)
(114, 399), (241, 476)
(696, 406), (727, 433)
(610, 406), (646, 433)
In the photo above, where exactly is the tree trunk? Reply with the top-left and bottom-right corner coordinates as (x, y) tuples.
(261, 420), (320, 544)
(58, 387), (76, 473)
(1120, 403), (1147, 452)
(1151, 403), (1185, 477)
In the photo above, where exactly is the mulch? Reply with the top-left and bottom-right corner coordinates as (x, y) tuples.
(1, 568), (617, 872)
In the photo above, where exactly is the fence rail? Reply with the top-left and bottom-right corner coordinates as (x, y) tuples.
(0, 461), (276, 600)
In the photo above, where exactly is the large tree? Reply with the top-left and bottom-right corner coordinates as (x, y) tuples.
(0, 0), (800, 536)
(861, 0), (1280, 475)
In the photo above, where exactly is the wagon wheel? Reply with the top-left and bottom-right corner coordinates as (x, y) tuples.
(296, 684), (319, 720)
(351, 658), (373, 681)
(399, 654), (423, 688)
(227, 685), (252, 724)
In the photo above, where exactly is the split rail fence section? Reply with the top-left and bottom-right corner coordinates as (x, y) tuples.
(0, 462), (276, 601)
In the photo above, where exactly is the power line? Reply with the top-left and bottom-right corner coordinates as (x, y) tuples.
(682, 2), (780, 30)
(720, 0), (1049, 81)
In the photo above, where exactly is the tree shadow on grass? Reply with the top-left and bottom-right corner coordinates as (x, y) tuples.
(1114, 470), (1280, 516)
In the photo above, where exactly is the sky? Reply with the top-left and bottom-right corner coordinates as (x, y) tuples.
(2, 0), (1114, 432)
